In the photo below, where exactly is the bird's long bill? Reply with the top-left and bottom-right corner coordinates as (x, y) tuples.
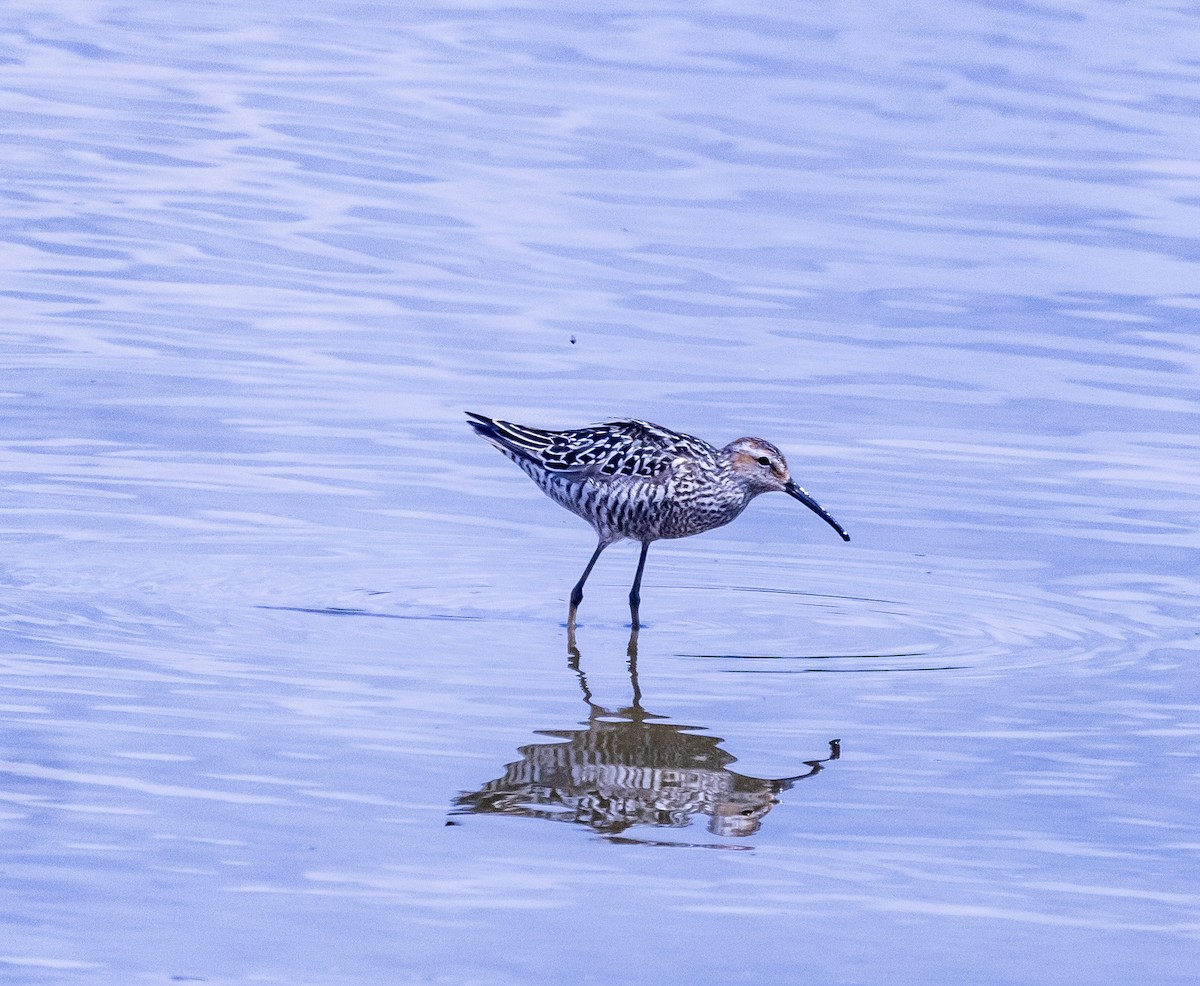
(784, 481), (851, 541)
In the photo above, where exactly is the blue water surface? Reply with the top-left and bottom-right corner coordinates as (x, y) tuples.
(1, 2), (1198, 984)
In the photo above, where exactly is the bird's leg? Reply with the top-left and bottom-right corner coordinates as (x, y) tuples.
(628, 541), (650, 629)
(568, 541), (606, 629)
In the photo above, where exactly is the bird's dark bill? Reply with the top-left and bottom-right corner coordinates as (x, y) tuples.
(784, 481), (850, 541)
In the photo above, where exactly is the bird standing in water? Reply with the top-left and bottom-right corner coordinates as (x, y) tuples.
(466, 412), (849, 629)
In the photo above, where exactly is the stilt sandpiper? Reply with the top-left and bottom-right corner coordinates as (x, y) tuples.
(466, 412), (849, 628)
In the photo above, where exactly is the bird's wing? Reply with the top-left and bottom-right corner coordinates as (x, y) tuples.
(467, 414), (710, 480)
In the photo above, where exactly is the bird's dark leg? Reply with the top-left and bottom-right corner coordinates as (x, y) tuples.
(628, 541), (650, 629)
(568, 541), (606, 630)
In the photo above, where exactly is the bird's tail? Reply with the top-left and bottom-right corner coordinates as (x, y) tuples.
(465, 412), (554, 462)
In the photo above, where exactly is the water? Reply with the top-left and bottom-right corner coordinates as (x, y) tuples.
(2, 1), (1199, 983)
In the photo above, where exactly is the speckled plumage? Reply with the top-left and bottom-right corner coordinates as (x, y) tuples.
(466, 412), (849, 627)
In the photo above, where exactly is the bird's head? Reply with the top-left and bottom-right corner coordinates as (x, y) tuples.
(724, 437), (850, 542)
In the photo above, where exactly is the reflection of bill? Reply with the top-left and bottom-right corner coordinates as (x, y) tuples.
(451, 636), (840, 841)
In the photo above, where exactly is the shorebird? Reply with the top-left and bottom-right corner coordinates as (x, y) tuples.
(466, 412), (849, 628)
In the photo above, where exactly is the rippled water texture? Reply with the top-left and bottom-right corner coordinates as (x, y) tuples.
(2, 2), (1199, 983)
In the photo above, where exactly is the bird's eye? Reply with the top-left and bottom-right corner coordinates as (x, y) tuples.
(756, 456), (771, 467)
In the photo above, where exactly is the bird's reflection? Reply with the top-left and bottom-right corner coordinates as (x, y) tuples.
(452, 629), (840, 841)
